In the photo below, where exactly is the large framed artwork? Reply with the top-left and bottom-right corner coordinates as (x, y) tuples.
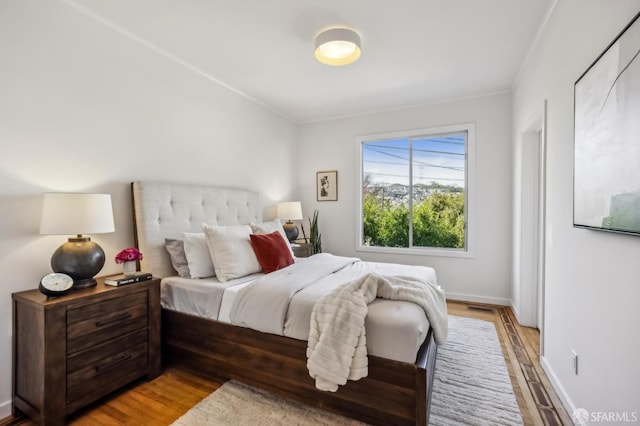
(317, 170), (338, 201)
(574, 11), (640, 236)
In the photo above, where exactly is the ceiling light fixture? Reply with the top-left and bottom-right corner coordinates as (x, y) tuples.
(314, 27), (361, 66)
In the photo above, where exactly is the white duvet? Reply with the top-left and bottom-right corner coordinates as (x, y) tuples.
(307, 272), (447, 391)
(229, 254), (358, 334)
(227, 253), (448, 391)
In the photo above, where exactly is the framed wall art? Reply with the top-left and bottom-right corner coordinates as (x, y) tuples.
(317, 170), (337, 201)
(574, 11), (640, 236)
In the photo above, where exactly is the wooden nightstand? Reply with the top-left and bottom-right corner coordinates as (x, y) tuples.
(291, 243), (313, 258)
(12, 277), (161, 426)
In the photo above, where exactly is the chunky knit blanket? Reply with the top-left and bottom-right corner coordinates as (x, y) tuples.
(306, 273), (448, 392)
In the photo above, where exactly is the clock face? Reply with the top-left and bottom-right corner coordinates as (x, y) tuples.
(40, 273), (73, 293)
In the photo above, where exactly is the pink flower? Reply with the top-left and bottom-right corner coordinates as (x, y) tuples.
(115, 247), (143, 264)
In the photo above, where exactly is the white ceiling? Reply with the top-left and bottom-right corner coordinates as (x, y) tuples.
(70, 0), (554, 123)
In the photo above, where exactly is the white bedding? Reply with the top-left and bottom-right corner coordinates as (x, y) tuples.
(285, 258), (437, 363)
(217, 279), (253, 323)
(307, 272), (448, 391)
(161, 273), (262, 320)
(160, 255), (435, 363)
(230, 254), (359, 335)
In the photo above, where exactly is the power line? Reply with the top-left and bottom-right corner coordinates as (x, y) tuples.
(366, 135), (465, 146)
(364, 147), (465, 171)
(364, 144), (465, 157)
(365, 171), (464, 182)
(365, 159), (464, 171)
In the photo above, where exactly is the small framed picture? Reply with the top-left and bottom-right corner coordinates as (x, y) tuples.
(317, 170), (338, 201)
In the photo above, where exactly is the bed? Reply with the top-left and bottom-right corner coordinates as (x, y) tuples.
(131, 181), (442, 425)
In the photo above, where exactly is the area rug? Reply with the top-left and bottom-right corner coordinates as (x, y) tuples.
(172, 316), (523, 426)
(429, 316), (523, 425)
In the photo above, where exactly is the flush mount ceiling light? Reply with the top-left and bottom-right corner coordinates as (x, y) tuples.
(314, 27), (361, 66)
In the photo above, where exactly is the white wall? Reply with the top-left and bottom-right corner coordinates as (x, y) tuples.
(299, 93), (513, 305)
(513, 0), (640, 416)
(8, 0), (639, 421)
(0, 0), (298, 417)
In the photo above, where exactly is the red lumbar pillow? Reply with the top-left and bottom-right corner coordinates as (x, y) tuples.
(249, 231), (294, 273)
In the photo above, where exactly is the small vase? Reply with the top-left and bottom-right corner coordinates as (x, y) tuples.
(123, 261), (136, 277)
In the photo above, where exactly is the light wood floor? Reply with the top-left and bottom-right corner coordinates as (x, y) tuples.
(5, 301), (571, 426)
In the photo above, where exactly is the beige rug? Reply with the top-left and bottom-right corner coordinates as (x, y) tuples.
(172, 316), (522, 426)
(173, 380), (363, 426)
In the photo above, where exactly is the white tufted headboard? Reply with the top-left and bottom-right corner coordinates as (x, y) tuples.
(131, 181), (262, 278)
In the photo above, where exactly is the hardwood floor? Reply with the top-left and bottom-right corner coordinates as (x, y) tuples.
(5, 301), (571, 426)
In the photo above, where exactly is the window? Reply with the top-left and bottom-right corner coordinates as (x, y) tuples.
(357, 123), (474, 257)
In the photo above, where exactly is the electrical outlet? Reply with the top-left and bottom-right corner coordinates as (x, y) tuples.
(572, 350), (578, 375)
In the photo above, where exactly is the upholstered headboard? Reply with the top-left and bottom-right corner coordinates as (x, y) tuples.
(131, 181), (262, 278)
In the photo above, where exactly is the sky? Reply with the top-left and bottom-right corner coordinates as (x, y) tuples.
(362, 133), (466, 188)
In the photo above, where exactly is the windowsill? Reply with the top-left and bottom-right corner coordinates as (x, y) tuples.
(356, 245), (474, 259)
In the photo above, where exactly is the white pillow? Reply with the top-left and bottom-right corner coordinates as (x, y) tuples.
(202, 223), (261, 282)
(250, 219), (295, 258)
(182, 232), (216, 279)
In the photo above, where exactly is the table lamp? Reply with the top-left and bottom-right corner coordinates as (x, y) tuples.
(40, 193), (115, 289)
(277, 201), (303, 243)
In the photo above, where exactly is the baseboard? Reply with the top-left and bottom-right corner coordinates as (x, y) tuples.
(540, 355), (577, 423)
(446, 292), (511, 306)
(510, 300), (520, 320)
(0, 400), (11, 422)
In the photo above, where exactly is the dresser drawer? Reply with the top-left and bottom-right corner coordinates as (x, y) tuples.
(67, 334), (148, 406)
(67, 291), (148, 354)
(67, 328), (148, 376)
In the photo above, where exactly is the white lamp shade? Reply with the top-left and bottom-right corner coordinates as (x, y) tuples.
(315, 28), (361, 66)
(40, 193), (115, 235)
(277, 201), (303, 221)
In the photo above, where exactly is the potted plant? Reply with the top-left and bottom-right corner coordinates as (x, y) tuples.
(115, 247), (143, 277)
(309, 210), (322, 254)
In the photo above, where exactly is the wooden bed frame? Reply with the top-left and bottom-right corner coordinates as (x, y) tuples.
(131, 181), (438, 425)
(163, 309), (437, 425)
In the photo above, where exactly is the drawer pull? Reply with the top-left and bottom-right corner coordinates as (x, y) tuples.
(95, 312), (132, 327)
(95, 353), (133, 373)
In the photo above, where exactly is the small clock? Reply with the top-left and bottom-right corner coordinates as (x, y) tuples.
(39, 272), (74, 297)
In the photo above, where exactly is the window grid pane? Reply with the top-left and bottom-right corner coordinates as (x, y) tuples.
(361, 131), (467, 250)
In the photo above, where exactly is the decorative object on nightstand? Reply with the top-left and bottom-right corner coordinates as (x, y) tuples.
(291, 243), (313, 258)
(309, 210), (322, 254)
(12, 277), (161, 425)
(104, 271), (152, 286)
(39, 193), (115, 289)
(38, 272), (73, 297)
(277, 201), (303, 243)
(115, 247), (143, 277)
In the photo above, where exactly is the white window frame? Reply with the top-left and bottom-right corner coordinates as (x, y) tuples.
(356, 123), (475, 258)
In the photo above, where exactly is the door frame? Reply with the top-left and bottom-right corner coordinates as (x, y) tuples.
(518, 100), (547, 355)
